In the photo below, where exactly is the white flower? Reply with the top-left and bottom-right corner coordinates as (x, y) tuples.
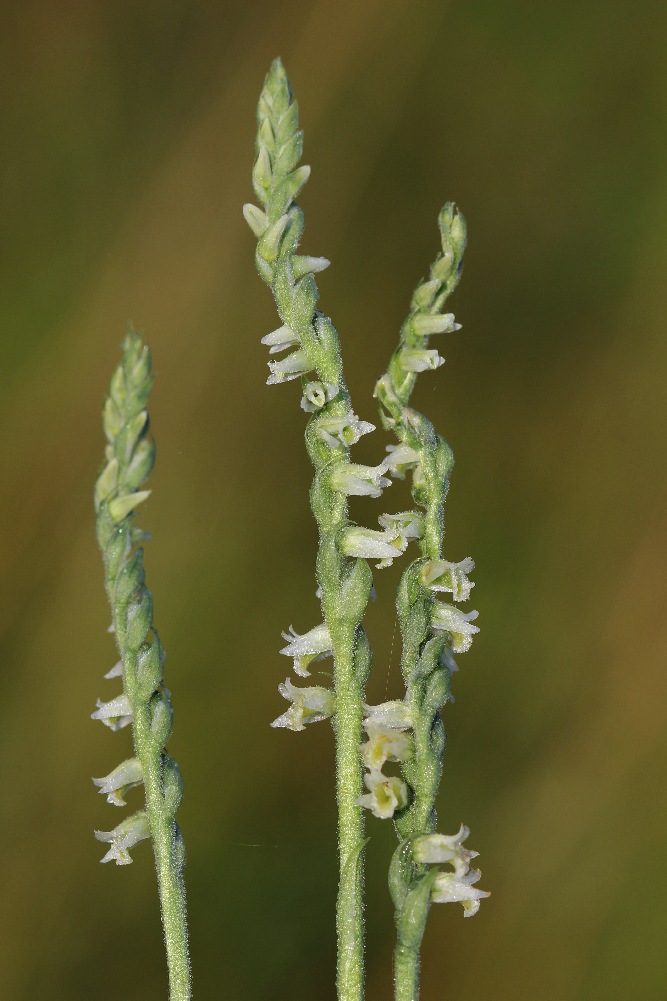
(95, 811), (151, 865)
(300, 381), (337, 412)
(363, 699), (412, 731)
(271, 677), (336, 731)
(91, 694), (133, 731)
(279, 623), (333, 678)
(330, 462), (391, 498)
(431, 867), (490, 917)
(421, 558), (475, 602)
(92, 758), (144, 807)
(317, 413), (375, 449)
(383, 444), (422, 480)
(431, 603), (479, 653)
(267, 349), (313, 385)
(378, 511), (422, 550)
(338, 526), (406, 569)
(398, 348), (445, 373)
(340, 512), (421, 568)
(104, 660), (123, 679)
(412, 312), (460, 336)
(261, 324), (300, 354)
(412, 825), (477, 873)
(360, 723), (412, 771)
(357, 769), (409, 819)
(413, 825), (489, 916)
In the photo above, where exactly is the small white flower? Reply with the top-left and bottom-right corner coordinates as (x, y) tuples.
(431, 603), (479, 653)
(271, 677), (336, 731)
(341, 512), (421, 568)
(412, 312), (460, 336)
(360, 723), (412, 771)
(330, 463), (391, 498)
(398, 348), (445, 373)
(267, 349), (313, 385)
(383, 444), (422, 480)
(104, 660), (123, 679)
(363, 700), (412, 731)
(339, 527), (404, 567)
(280, 623), (333, 678)
(378, 511), (422, 549)
(421, 558), (476, 602)
(357, 769), (409, 819)
(261, 324), (300, 354)
(92, 758), (144, 807)
(95, 811), (151, 865)
(317, 413), (375, 449)
(91, 694), (133, 731)
(300, 381), (338, 412)
(412, 825), (477, 872)
(431, 867), (490, 917)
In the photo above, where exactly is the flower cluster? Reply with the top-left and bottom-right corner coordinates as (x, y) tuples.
(412, 825), (490, 917)
(356, 702), (412, 820)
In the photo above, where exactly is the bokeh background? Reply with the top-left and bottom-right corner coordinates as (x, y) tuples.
(2, 1), (666, 999)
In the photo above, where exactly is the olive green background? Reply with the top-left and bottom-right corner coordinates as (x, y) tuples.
(1, 2), (666, 999)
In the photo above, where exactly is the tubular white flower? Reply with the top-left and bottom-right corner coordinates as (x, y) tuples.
(431, 603), (479, 653)
(92, 758), (144, 807)
(412, 312), (460, 336)
(300, 381), (338, 412)
(280, 623), (333, 678)
(271, 677), (336, 731)
(267, 348), (313, 384)
(383, 443), (422, 480)
(261, 324), (300, 354)
(412, 825), (477, 872)
(339, 526), (405, 567)
(360, 723), (413, 771)
(363, 699), (412, 731)
(356, 769), (409, 819)
(95, 811), (151, 865)
(317, 413), (375, 449)
(398, 348), (445, 373)
(91, 694), (134, 731)
(430, 867), (490, 917)
(330, 462), (391, 498)
(421, 557), (475, 602)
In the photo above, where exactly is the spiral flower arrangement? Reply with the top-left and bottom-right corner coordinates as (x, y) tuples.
(245, 59), (488, 1001)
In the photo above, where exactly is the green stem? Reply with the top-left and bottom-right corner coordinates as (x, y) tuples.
(332, 629), (366, 1001)
(394, 941), (419, 1001)
(133, 705), (191, 1001)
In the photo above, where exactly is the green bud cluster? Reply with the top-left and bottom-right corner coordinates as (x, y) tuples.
(92, 330), (191, 1001)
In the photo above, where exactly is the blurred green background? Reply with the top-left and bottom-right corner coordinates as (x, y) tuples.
(1, 1), (666, 998)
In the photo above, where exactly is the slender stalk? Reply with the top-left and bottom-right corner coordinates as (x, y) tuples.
(376, 206), (487, 1000)
(92, 331), (190, 1001)
(245, 59), (375, 1001)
